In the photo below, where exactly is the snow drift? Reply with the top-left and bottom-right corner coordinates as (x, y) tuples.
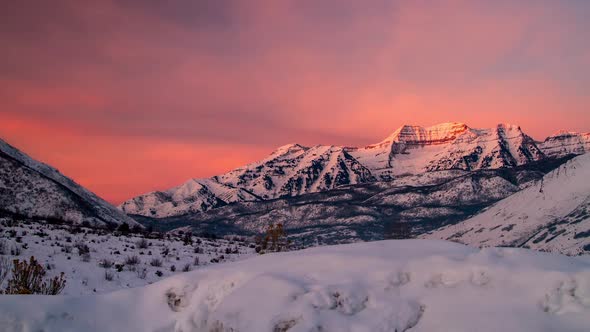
(1, 240), (589, 331)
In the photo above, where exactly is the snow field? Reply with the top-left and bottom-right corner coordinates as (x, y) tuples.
(0, 240), (589, 331)
(0, 220), (254, 295)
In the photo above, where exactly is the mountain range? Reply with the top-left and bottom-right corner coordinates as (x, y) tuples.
(120, 122), (589, 218)
(1, 122), (588, 253)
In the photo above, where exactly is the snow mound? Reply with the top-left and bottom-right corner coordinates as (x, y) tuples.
(1, 240), (589, 331)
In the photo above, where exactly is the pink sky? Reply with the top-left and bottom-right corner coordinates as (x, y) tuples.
(1, 0), (589, 204)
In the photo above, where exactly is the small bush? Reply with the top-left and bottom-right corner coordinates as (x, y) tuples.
(63, 245), (73, 254)
(136, 238), (149, 249)
(117, 223), (130, 235)
(11, 245), (22, 256)
(0, 257), (10, 288)
(81, 253), (91, 263)
(100, 259), (114, 269)
(150, 258), (163, 267)
(193, 257), (199, 266)
(182, 232), (193, 246)
(4, 256), (66, 295)
(155, 270), (163, 277)
(104, 270), (114, 281)
(182, 264), (191, 272)
(170, 265), (176, 272)
(124, 255), (140, 266)
(75, 242), (90, 256)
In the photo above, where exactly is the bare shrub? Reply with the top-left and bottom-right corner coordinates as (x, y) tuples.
(136, 238), (149, 249)
(0, 240), (6, 255)
(170, 265), (176, 272)
(0, 257), (10, 289)
(182, 263), (191, 272)
(75, 242), (90, 256)
(100, 259), (114, 269)
(63, 245), (73, 254)
(4, 256), (66, 295)
(10, 245), (22, 256)
(125, 255), (140, 265)
(104, 270), (114, 281)
(193, 257), (199, 266)
(81, 252), (91, 263)
(150, 258), (163, 267)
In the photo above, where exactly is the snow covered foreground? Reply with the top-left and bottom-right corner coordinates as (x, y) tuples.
(1, 240), (589, 332)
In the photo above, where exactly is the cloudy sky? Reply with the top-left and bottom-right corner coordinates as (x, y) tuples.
(1, 0), (589, 203)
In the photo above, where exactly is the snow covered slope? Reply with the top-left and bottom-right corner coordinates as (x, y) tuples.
(119, 178), (260, 218)
(424, 153), (590, 255)
(122, 122), (557, 218)
(1, 240), (589, 332)
(0, 138), (138, 227)
(539, 131), (590, 158)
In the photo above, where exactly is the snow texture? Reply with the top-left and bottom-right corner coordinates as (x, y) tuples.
(0, 240), (589, 331)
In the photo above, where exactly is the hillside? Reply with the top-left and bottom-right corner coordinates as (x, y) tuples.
(0, 138), (137, 227)
(423, 153), (590, 255)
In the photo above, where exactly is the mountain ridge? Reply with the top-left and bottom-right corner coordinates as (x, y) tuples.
(121, 122), (588, 218)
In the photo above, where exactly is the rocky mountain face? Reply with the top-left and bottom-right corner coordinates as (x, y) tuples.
(122, 122), (568, 218)
(423, 153), (590, 255)
(216, 145), (375, 199)
(0, 138), (138, 227)
(538, 131), (590, 158)
(349, 122), (546, 180)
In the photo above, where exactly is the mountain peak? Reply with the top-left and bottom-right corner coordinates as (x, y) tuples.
(376, 122), (471, 147)
(270, 143), (308, 157)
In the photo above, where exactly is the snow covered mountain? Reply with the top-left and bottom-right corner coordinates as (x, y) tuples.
(121, 122), (564, 218)
(539, 131), (590, 158)
(216, 144), (375, 199)
(119, 178), (261, 218)
(348, 122), (544, 180)
(423, 153), (590, 255)
(139, 165), (565, 248)
(0, 138), (138, 227)
(122, 145), (375, 217)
